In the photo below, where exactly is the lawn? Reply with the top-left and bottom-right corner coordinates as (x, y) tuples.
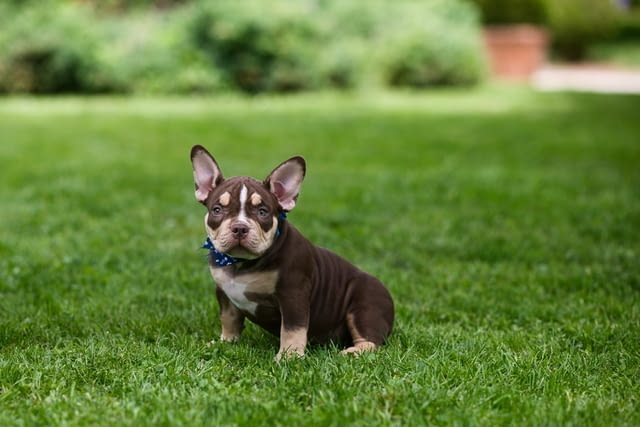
(0, 87), (639, 426)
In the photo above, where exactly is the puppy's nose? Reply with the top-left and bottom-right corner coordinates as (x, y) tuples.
(231, 223), (250, 239)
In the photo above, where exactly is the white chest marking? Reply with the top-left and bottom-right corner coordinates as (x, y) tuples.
(220, 279), (257, 314)
(210, 267), (278, 315)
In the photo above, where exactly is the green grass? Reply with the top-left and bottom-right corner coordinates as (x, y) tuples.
(1, 87), (639, 426)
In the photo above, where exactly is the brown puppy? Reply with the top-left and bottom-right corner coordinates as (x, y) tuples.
(191, 145), (394, 361)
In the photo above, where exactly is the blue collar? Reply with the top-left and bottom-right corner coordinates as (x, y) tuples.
(202, 212), (287, 267)
(201, 237), (245, 266)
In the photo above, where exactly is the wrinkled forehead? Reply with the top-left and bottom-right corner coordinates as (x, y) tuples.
(210, 177), (276, 209)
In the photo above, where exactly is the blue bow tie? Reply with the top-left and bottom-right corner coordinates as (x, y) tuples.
(201, 237), (246, 266)
(202, 212), (287, 267)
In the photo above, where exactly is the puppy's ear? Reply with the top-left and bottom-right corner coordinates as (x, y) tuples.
(191, 145), (223, 203)
(265, 156), (306, 211)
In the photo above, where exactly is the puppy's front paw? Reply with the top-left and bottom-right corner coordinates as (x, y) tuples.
(207, 333), (240, 347)
(220, 333), (240, 343)
(340, 341), (377, 356)
(276, 327), (307, 362)
(274, 347), (305, 363)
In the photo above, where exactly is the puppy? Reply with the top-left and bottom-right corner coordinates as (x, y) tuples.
(191, 145), (394, 360)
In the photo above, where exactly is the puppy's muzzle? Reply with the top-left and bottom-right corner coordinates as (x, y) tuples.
(230, 222), (250, 241)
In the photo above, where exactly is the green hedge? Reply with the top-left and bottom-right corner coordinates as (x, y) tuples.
(0, 0), (486, 94)
(0, 4), (118, 93)
(546, 0), (621, 60)
(469, 0), (547, 25)
(187, 1), (325, 93)
(378, 0), (485, 87)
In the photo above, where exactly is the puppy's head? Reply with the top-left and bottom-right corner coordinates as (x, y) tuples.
(191, 145), (305, 258)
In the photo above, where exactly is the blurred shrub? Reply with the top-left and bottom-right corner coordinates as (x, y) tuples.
(185, 0), (484, 92)
(379, 0), (485, 87)
(89, 0), (188, 10)
(97, 10), (222, 94)
(0, 0), (485, 94)
(469, 0), (547, 25)
(187, 1), (323, 93)
(546, 0), (621, 60)
(0, 3), (119, 94)
(617, 11), (640, 40)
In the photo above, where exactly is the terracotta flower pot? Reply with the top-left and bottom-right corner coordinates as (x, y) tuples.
(483, 24), (548, 80)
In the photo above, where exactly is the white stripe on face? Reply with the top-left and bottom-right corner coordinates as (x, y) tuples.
(237, 184), (248, 222)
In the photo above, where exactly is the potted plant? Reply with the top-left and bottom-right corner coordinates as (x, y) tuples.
(470, 0), (549, 79)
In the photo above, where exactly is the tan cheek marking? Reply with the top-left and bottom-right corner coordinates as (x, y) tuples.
(258, 216), (278, 239)
(248, 217), (279, 255)
(212, 218), (235, 245)
(206, 213), (231, 244)
(219, 191), (231, 206)
(204, 213), (217, 238)
(250, 192), (262, 206)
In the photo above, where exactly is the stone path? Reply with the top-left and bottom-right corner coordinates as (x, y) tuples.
(532, 64), (640, 94)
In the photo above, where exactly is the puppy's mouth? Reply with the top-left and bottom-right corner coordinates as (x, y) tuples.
(213, 235), (267, 260)
(224, 241), (260, 259)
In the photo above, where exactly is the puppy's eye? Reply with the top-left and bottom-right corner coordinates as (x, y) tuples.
(211, 206), (223, 215)
(257, 207), (269, 217)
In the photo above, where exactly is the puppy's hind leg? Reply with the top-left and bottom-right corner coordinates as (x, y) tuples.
(340, 278), (394, 356)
